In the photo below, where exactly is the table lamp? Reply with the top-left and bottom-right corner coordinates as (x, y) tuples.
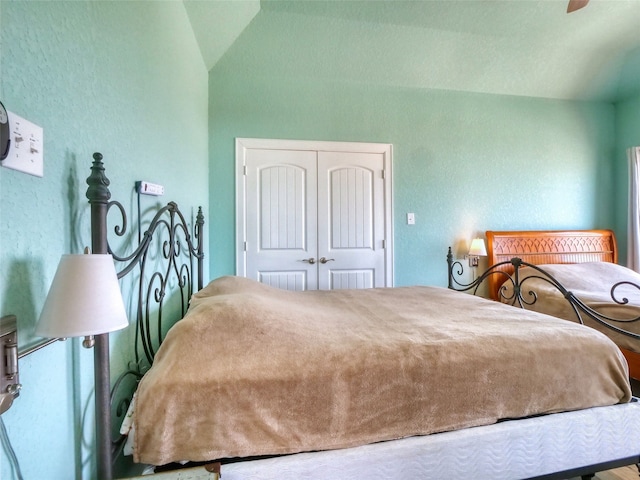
(36, 253), (128, 345)
(468, 238), (487, 267)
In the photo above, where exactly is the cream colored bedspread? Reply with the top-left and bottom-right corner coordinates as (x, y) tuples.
(133, 276), (631, 466)
(500, 262), (640, 353)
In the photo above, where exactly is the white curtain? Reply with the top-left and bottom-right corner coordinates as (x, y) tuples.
(628, 146), (640, 272)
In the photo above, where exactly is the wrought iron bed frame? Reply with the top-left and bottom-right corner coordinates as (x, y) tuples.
(85, 153), (205, 479)
(446, 247), (640, 342)
(447, 247), (640, 478)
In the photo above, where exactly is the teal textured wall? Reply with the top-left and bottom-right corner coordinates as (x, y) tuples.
(209, 73), (616, 287)
(0, 2), (208, 478)
(614, 92), (640, 264)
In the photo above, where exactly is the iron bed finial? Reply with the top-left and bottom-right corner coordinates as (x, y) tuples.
(86, 151), (111, 204)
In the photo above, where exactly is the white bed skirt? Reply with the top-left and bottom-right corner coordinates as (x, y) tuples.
(217, 401), (640, 480)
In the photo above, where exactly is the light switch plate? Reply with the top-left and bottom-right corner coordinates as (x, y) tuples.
(0, 111), (43, 177)
(407, 212), (415, 225)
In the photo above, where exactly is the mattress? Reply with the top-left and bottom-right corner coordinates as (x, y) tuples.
(132, 276), (631, 466)
(220, 401), (640, 480)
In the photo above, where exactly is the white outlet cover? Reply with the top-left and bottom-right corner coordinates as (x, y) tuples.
(1, 111), (44, 177)
(407, 212), (415, 225)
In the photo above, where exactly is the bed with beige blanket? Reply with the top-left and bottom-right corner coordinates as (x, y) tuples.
(91, 158), (638, 479)
(499, 262), (640, 354)
(484, 229), (640, 381)
(129, 275), (638, 478)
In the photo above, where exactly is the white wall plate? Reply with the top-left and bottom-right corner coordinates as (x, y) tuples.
(1, 111), (44, 177)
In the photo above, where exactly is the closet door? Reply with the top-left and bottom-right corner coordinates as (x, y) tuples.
(317, 151), (386, 290)
(244, 148), (318, 291)
(237, 138), (393, 291)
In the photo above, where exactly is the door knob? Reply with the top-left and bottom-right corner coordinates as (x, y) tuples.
(302, 257), (316, 264)
(319, 257), (335, 264)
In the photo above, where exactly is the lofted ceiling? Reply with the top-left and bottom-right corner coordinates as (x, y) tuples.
(184, 0), (640, 102)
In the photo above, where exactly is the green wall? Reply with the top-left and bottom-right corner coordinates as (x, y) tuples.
(614, 92), (640, 264)
(209, 72), (617, 287)
(208, 8), (618, 286)
(206, 5), (627, 290)
(0, 2), (208, 478)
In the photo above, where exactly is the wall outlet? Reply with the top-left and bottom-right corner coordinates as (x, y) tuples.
(136, 180), (164, 196)
(0, 111), (43, 177)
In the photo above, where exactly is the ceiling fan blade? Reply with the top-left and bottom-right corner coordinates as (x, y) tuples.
(567, 0), (589, 13)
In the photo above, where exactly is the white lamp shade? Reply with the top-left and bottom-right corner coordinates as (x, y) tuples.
(468, 238), (487, 257)
(36, 254), (128, 338)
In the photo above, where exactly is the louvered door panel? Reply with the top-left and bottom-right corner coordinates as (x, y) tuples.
(259, 165), (305, 250)
(330, 167), (373, 250)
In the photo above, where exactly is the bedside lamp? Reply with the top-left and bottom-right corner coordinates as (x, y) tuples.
(468, 238), (487, 267)
(36, 253), (128, 346)
(37, 252), (127, 480)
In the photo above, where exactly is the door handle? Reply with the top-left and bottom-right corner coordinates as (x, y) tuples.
(319, 257), (335, 264)
(301, 257), (316, 264)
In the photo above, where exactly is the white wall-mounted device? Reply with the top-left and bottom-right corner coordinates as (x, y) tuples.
(136, 180), (164, 196)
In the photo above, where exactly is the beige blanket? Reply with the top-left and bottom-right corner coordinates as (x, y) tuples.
(133, 276), (631, 466)
(500, 262), (640, 353)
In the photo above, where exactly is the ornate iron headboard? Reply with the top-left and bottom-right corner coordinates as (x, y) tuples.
(86, 152), (205, 479)
(447, 247), (640, 340)
(88, 152), (205, 365)
(110, 201), (204, 366)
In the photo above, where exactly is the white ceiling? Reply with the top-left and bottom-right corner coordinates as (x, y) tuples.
(184, 0), (640, 101)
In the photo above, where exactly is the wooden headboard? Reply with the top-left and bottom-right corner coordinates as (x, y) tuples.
(485, 230), (618, 301)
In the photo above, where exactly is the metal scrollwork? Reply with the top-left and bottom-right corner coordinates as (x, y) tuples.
(87, 153), (205, 463)
(447, 246), (640, 341)
(108, 199), (204, 459)
(611, 281), (640, 306)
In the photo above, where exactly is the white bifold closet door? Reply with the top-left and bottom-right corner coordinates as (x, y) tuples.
(236, 138), (393, 291)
